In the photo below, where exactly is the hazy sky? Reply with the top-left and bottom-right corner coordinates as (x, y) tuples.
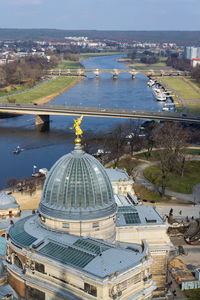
(0, 0), (199, 30)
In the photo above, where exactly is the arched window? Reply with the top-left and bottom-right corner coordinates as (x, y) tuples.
(14, 254), (23, 269)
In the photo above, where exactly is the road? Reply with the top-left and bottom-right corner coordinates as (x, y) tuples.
(0, 103), (200, 123)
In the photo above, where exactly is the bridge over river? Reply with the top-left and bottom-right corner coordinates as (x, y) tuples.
(48, 69), (187, 78)
(0, 103), (199, 127)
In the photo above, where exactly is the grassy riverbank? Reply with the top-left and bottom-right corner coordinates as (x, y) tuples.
(55, 59), (83, 69)
(155, 76), (200, 113)
(2, 77), (81, 104)
(80, 52), (125, 59)
(127, 57), (167, 70)
(144, 161), (200, 194)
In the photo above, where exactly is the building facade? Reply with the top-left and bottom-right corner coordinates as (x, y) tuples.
(5, 146), (156, 300)
(106, 169), (135, 196)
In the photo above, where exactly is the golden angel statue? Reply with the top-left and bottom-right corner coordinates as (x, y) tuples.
(70, 116), (83, 137)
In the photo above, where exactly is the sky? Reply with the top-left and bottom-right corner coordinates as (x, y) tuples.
(0, 0), (200, 31)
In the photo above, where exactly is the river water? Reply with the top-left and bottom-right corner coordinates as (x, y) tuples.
(0, 55), (163, 188)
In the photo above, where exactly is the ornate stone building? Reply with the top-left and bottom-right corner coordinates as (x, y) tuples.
(3, 118), (171, 299)
(5, 143), (155, 300)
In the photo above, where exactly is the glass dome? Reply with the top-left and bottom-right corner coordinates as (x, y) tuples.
(0, 192), (19, 210)
(39, 150), (117, 220)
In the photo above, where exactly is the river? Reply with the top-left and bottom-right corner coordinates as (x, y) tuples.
(0, 55), (163, 188)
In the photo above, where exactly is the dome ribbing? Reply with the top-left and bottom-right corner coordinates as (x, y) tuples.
(39, 150), (117, 220)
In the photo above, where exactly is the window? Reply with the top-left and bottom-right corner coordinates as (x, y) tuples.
(145, 217), (157, 223)
(41, 216), (46, 223)
(62, 223), (70, 228)
(35, 262), (45, 274)
(84, 283), (97, 297)
(14, 255), (23, 269)
(26, 286), (45, 300)
(92, 222), (99, 228)
(117, 273), (141, 291)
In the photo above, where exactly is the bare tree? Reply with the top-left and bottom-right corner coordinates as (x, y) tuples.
(152, 122), (189, 196)
(107, 123), (127, 167)
(6, 178), (18, 191)
(0, 68), (6, 87)
(123, 120), (144, 154)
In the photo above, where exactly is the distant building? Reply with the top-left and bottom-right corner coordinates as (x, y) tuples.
(0, 192), (20, 221)
(191, 58), (200, 68)
(184, 46), (200, 60)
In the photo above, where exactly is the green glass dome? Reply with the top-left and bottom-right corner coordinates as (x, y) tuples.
(39, 150), (117, 220)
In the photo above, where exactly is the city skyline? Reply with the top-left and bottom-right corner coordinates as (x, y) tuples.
(0, 0), (200, 31)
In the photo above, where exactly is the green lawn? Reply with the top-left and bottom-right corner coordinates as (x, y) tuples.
(1, 77), (78, 104)
(0, 84), (30, 97)
(111, 157), (142, 175)
(156, 77), (200, 100)
(134, 184), (171, 202)
(186, 148), (200, 155)
(185, 102), (200, 114)
(144, 161), (200, 194)
(128, 57), (167, 69)
(134, 150), (161, 161)
(184, 288), (200, 300)
(55, 59), (82, 69)
(134, 148), (200, 161)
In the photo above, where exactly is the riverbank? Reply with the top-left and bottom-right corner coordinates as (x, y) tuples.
(155, 76), (200, 113)
(33, 77), (83, 105)
(0, 54), (164, 189)
(1, 77), (82, 104)
(117, 57), (168, 70)
(80, 52), (125, 59)
(55, 59), (83, 69)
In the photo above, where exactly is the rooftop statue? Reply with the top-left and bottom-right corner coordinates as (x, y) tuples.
(70, 115), (83, 137)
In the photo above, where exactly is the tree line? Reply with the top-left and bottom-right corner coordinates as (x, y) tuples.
(166, 56), (191, 71)
(0, 55), (59, 88)
(166, 55), (200, 82)
(6, 175), (45, 195)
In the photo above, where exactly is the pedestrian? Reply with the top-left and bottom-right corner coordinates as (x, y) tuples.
(179, 210), (182, 215)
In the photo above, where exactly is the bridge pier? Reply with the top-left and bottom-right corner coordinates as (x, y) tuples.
(35, 115), (49, 126)
(35, 115), (50, 131)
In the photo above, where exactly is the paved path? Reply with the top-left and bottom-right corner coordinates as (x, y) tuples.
(155, 204), (200, 219)
(133, 158), (200, 203)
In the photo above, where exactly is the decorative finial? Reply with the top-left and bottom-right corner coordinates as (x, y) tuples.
(70, 116), (83, 149)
